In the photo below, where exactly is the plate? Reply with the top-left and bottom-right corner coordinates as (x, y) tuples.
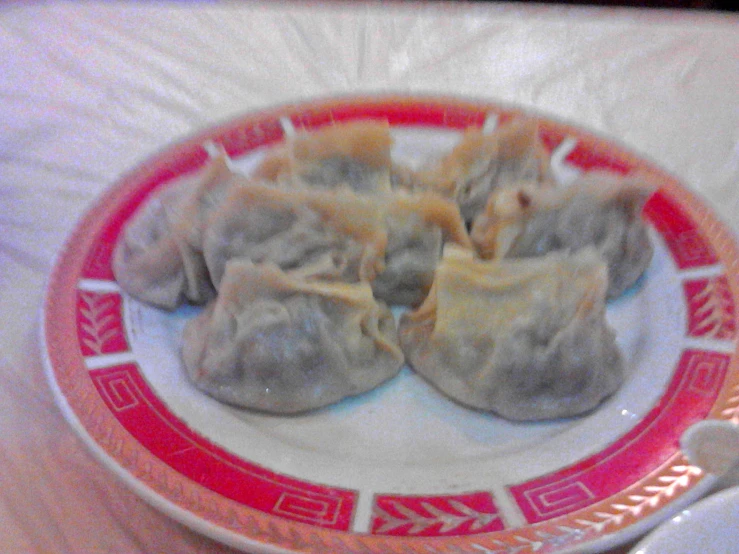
(629, 485), (739, 554)
(42, 96), (739, 554)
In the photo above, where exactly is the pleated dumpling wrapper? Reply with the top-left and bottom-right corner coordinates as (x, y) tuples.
(204, 182), (472, 306)
(182, 260), (405, 413)
(254, 120), (417, 194)
(112, 151), (241, 309)
(203, 184), (389, 289)
(470, 171), (655, 298)
(399, 245), (623, 421)
(417, 118), (553, 226)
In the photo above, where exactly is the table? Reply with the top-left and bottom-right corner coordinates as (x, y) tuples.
(1, 2), (737, 552)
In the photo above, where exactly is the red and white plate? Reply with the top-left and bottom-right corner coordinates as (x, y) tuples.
(43, 96), (739, 553)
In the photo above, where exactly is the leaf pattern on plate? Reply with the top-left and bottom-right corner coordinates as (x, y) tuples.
(687, 276), (736, 340)
(78, 292), (126, 356)
(373, 499), (499, 535)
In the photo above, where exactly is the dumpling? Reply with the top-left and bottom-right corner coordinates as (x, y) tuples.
(182, 260), (404, 413)
(113, 152), (240, 309)
(202, 184), (388, 290)
(417, 119), (553, 225)
(470, 172), (654, 298)
(203, 181), (472, 306)
(171, 148), (246, 254)
(254, 120), (397, 194)
(398, 245), (623, 421)
(373, 191), (473, 306)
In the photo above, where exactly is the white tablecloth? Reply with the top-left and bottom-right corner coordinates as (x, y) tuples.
(1, 2), (737, 552)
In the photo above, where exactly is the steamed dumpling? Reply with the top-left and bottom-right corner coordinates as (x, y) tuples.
(399, 245), (623, 421)
(202, 184), (388, 289)
(417, 119), (553, 225)
(182, 260), (404, 413)
(254, 120), (397, 194)
(203, 182), (472, 306)
(470, 172), (654, 298)
(373, 191), (473, 306)
(112, 153), (239, 309)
